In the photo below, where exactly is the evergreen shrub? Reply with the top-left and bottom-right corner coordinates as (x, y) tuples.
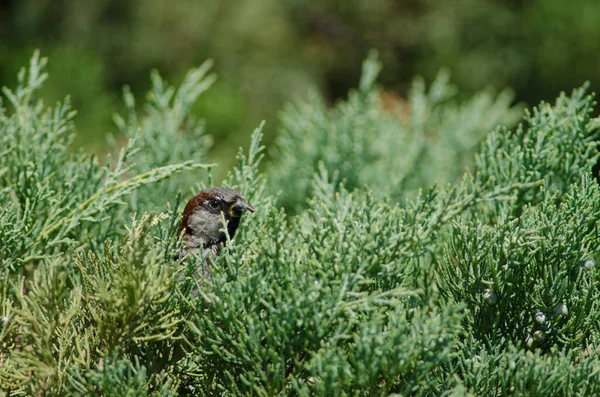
(1, 52), (599, 396)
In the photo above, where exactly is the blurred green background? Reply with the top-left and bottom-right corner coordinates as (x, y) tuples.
(1, 0), (599, 176)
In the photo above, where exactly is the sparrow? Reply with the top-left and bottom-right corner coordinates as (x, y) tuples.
(177, 187), (254, 281)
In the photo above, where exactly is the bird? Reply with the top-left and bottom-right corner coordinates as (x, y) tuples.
(177, 187), (254, 282)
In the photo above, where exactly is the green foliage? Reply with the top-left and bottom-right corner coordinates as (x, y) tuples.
(448, 338), (600, 396)
(0, 53), (210, 395)
(2, 52), (600, 396)
(65, 353), (180, 397)
(473, 84), (600, 217)
(269, 53), (522, 211)
(112, 60), (216, 213)
(439, 179), (600, 346)
(435, 85), (600, 351)
(0, 51), (210, 272)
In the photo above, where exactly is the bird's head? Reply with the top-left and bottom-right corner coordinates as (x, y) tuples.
(178, 187), (255, 250)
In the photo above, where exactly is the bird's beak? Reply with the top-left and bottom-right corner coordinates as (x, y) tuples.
(229, 200), (255, 218)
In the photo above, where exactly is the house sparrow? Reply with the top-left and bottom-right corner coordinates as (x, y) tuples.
(177, 187), (254, 281)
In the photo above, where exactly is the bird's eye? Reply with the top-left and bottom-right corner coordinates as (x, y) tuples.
(207, 198), (222, 210)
